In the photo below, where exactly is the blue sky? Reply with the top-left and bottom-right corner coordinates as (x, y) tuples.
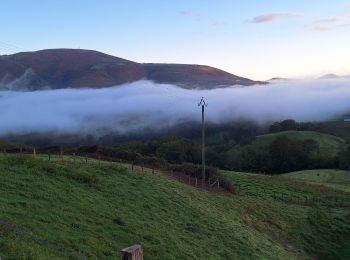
(1, 0), (350, 80)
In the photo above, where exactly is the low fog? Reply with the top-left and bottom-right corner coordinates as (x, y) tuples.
(1, 79), (350, 136)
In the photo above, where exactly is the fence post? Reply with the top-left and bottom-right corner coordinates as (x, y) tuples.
(33, 148), (36, 158)
(121, 245), (143, 260)
(48, 153), (51, 161)
(60, 147), (63, 162)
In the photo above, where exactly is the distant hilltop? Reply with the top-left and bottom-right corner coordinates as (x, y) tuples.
(0, 49), (266, 91)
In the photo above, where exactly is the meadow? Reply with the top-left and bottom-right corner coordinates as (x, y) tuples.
(0, 154), (349, 259)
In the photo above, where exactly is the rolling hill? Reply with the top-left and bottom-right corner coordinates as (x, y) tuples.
(0, 154), (349, 259)
(0, 49), (264, 90)
(254, 130), (346, 157)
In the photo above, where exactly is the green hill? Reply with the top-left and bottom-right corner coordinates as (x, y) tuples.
(254, 131), (346, 157)
(284, 169), (350, 193)
(0, 154), (350, 259)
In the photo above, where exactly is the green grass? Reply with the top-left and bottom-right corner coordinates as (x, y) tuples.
(255, 131), (346, 157)
(0, 154), (349, 259)
(284, 169), (350, 193)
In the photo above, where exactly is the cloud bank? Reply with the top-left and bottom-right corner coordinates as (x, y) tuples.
(0, 79), (350, 136)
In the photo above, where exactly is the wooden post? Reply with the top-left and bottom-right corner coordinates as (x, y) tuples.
(195, 177), (198, 186)
(60, 147), (63, 162)
(188, 175), (191, 184)
(199, 98), (207, 188)
(33, 148), (36, 158)
(48, 153), (51, 161)
(121, 245), (143, 260)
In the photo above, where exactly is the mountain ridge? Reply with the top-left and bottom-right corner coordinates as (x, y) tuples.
(0, 49), (265, 90)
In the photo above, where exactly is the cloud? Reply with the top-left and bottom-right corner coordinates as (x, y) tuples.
(313, 12), (350, 31)
(178, 10), (200, 17)
(249, 13), (303, 23)
(249, 11), (350, 32)
(211, 20), (228, 27)
(1, 79), (350, 136)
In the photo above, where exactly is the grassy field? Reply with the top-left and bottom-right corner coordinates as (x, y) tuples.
(284, 169), (350, 193)
(0, 154), (350, 259)
(255, 130), (346, 157)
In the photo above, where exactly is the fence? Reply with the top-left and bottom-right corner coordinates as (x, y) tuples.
(0, 147), (234, 193)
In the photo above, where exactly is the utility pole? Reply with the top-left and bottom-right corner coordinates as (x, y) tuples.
(198, 97), (207, 187)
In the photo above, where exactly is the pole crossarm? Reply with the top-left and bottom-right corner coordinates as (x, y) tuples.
(198, 97), (208, 107)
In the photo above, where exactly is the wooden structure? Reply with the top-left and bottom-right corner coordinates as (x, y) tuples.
(121, 245), (143, 260)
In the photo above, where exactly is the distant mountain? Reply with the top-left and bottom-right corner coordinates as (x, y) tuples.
(268, 77), (290, 82)
(0, 49), (265, 90)
(318, 74), (341, 80)
(318, 74), (350, 80)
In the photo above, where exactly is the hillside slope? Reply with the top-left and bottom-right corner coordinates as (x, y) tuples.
(0, 155), (349, 259)
(284, 169), (350, 192)
(0, 49), (263, 90)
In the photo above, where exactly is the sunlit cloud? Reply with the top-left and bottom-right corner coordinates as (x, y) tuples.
(249, 13), (304, 23)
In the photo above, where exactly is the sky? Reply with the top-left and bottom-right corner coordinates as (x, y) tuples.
(1, 0), (350, 80)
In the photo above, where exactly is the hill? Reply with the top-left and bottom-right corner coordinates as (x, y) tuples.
(284, 169), (350, 192)
(254, 130), (346, 157)
(0, 49), (264, 90)
(0, 154), (349, 259)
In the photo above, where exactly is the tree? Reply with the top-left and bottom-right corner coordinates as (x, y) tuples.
(338, 142), (350, 170)
(269, 136), (309, 173)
